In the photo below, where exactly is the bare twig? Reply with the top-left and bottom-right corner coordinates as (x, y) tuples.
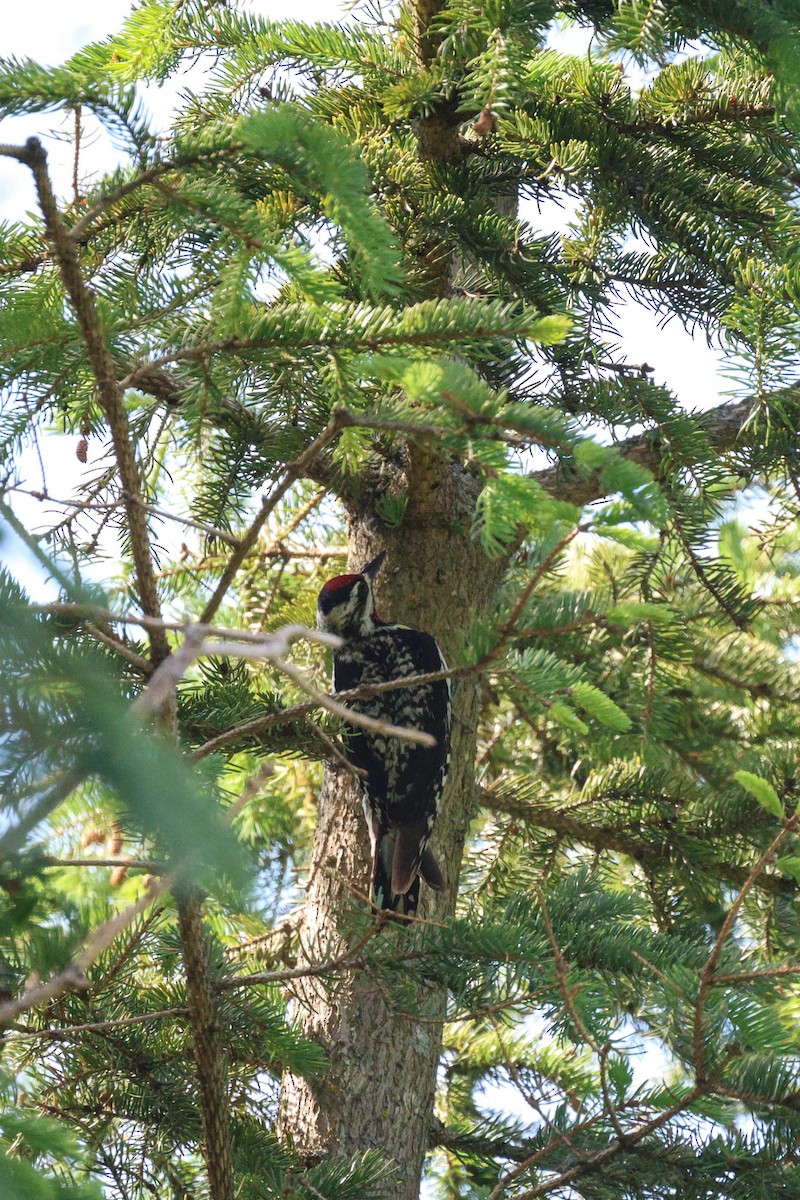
(227, 758), (277, 814)
(128, 620), (435, 750)
(307, 721), (368, 779)
(275, 655), (436, 748)
(43, 857), (159, 871)
(223, 909), (304, 960)
(128, 622), (338, 718)
(192, 664), (467, 759)
(84, 622), (153, 674)
(217, 913), (390, 990)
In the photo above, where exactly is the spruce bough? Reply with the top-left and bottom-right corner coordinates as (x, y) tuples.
(2, 1), (800, 1198)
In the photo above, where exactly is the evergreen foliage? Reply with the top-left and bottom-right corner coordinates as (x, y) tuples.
(2, 0), (800, 1196)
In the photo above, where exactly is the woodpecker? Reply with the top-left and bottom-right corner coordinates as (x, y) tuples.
(317, 552), (450, 917)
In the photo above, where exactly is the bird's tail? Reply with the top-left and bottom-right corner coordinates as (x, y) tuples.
(372, 830), (444, 918)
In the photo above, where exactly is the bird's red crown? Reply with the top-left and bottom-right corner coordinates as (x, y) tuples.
(319, 573), (363, 595)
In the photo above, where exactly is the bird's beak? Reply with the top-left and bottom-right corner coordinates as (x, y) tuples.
(362, 550), (387, 580)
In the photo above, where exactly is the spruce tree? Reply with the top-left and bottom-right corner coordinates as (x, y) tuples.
(2, 2), (800, 1198)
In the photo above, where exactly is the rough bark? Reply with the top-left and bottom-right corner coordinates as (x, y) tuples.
(177, 896), (234, 1200)
(278, 5), (504, 1192)
(279, 458), (504, 1198)
(273, 28), (799, 1182)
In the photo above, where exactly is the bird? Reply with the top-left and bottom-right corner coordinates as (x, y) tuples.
(316, 551), (451, 916)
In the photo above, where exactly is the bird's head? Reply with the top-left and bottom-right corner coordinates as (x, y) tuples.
(317, 551), (386, 638)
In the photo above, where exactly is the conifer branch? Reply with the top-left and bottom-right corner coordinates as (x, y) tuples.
(692, 808), (800, 1085)
(10, 137), (169, 664)
(490, 1012), (589, 1164)
(223, 911), (304, 960)
(532, 393), (787, 505)
(176, 894), (235, 1200)
(712, 962), (800, 985)
(123, 317), (538, 375)
(483, 788), (797, 897)
(0, 874), (170, 1026)
(479, 526), (587, 662)
(535, 899), (629, 1147)
(486, 1085), (702, 1200)
(198, 412), (350, 624)
(8, 1007), (187, 1039)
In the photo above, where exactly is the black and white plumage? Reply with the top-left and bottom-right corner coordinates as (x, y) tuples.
(317, 552), (451, 917)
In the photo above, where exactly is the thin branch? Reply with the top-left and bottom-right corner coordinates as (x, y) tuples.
(223, 909), (304, 960)
(8, 1007), (187, 1039)
(216, 914), (390, 990)
(34, 602), (332, 644)
(307, 720), (368, 779)
(0, 874), (171, 1026)
(0, 767), (86, 862)
(531, 393), (773, 506)
(227, 758), (277, 815)
(83, 622), (153, 674)
(71, 106), (81, 204)
(486, 1085), (701, 1200)
(478, 525), (587, 666)
(482, 786), (796, 897)
(535, 885), (600, 1054)
(30, 603), (433, 757)
(692, 809), (800, 1084)
(176, 894), (234, 1200)
(490, 1013), (588, 1164)
(192, 664), (470, 759)
(197, 412), (352, 625)
(712, 962), (800, 985)
(0, 710), (270, 1027)
(14, 137), (169, 663)
(43, 856), (159, 871)
(275, 655), (437, 748)
(130, 621), (432, 749)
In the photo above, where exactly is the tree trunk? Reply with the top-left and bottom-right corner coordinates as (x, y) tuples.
(278, 3), (503, 1186)
(279, 456), (505, 1198)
